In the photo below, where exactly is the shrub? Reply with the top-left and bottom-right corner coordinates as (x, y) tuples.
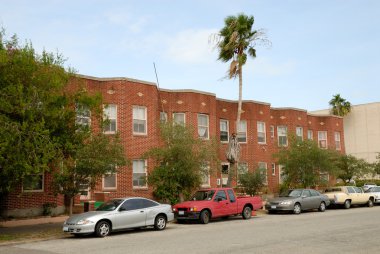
(42, 202), (57, 216)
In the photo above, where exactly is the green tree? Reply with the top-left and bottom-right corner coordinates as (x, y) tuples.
(215, 13), (269, 187)
(145, 122), (219, 204)
(329, 94), (351, 116)
(336, 154), (374, 184)
(238, 170), (265, 196)
(0, 31), (127, 214)
(274, 136), (339, 188)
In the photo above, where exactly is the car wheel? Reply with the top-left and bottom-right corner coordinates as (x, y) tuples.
(154, 215), (167, 230)
(368, 199), (374, 207)
(293, 203), (301, 214)
(318, 202), (326, 212)
(344, 200), (351, 209)
(95, 221), (111, 237)
(200, 210), (210, 224)
(242, 206), (252, 220)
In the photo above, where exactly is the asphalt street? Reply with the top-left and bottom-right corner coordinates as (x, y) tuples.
(2, 206), (380, 254)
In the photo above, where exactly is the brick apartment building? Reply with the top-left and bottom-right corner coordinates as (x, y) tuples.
(1, 75), (345, 217)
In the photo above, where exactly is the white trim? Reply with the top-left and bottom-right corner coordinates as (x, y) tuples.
(237, 120), (247, 143)
(318, 131), (328, 149)
(103, 104), (117, 134)
(296, 126), (303, 141)
(277, 126), (288, 147)
(132, 159), (148, 188)
(335, 131), (341, 150)
(271, 163), (276, 176)
(133, 106), (148, 135)
(220, 119), (229, 143)
(257, 121), (266, 144)
(102, 172), (117, 190)
(173, 112), (186, 126)
(198, 114), (209, 140)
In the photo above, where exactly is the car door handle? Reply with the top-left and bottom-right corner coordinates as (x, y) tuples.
(140, 210), (144, 213)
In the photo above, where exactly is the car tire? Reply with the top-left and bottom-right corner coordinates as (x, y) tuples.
(154, 215), (167, 230)
(318, 202), (326, 212)
(242, 206), (252, 220)
(95, 220), (111, 237)
(200, 210), (210, 224)
(368, 199), (374, 207)
(344, 200), (351, 209)
(293, 203), (301, 214)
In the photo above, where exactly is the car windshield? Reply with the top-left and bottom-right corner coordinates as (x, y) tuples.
(280, 189), (303, 197)
(192, 190), (215, 201)
(96, 199), (124, 211)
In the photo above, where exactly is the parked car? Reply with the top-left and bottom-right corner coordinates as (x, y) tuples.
(63, 197), (174, 237)
(324, 186), (375, 208)
(172, 188), (262, 224)
(265, 189), (330, 214)
(365, 186), (380, 204)
(363, 183), (377, 192)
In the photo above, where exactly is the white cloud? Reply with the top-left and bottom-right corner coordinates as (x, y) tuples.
(164, 29), (218, 64)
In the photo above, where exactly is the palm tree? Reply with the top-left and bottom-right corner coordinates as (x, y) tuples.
(329, 94), (351, 116)
(216, 13), (266, 187)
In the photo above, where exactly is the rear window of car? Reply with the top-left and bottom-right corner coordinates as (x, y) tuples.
(325, 188), (342, 192)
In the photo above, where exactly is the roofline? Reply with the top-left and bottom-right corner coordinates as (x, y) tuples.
(75, 74), (157, 86)
(217, 98), (271, 106)
(159, 88), (216, 97)
(271, 107), (307, 113)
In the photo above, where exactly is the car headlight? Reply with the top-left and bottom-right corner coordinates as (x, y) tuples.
(76, 219), (94, 225)
(280, 201), (292, 205)
(189, 207), (197, 212)
(172, 208), (177, 212)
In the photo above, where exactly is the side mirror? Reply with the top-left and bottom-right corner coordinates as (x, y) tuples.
(119, 207), (126, 212)
(302, 195), (307, 199)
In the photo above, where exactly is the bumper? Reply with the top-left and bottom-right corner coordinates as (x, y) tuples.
(374, 199), (380, 204)
(174, 211), (201, 220)
(167, 212), (175, 222)
(63, 223), (95, 234)
(265, 204), (293, 211)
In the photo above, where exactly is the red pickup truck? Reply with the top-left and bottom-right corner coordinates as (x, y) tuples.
(172, 188), (263, 224)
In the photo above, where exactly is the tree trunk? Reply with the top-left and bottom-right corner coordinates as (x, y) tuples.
(69, 196), (73, 216)
(179, 193), (184, 203)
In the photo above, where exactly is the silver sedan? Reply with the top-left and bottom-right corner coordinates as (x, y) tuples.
(265, 189), (330, 214)
(63, 197), (174, 237)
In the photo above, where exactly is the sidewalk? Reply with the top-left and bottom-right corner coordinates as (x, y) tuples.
(0, 215), (68, 228)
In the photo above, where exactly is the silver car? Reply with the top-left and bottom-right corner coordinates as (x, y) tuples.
(265, 189), (331, 214)
(63, 197), (174, 237)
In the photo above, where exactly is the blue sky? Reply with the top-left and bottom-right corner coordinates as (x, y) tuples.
(1, 0), (379, 111)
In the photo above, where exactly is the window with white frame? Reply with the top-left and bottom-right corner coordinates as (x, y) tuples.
(76, 104), (91, 127)
(296, 127), (303, 141)
(277, 126), (288, 147)
(237, 162), (248, 184)
(103, 104), (117, 134)
(103, 172), (117, 190)
(173, 113), (185, 126)
(270, 125), (275, 139)
(258, 162), (268, 185)
(221, 163), (229, 186)
(279, 165), (286, 184)
(198, 114), (209, 139)
(160, 112), (167, 123)
(320, 172), (329, 184)
(201, 164), (210, 187)
(133, 160), (147, 188)
(271, 163), (276, 176)
(307, 130), (313, 140)
(220, 119), (229, 142)
(335, 132), (341, 150)
(23, 174), (44, 192)
(133, 106), (147, 135)
(237, 120), (247, 143)
(318, 131), (328, 149)
(257, 121), (266, 144)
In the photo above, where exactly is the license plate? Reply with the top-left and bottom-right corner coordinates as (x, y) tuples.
(178, 211), (184, 215)
(63, 227), (69, 232)
(271, 205), (276, 209)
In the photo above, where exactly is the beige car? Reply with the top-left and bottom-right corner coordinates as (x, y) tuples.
(324, 186), (375, 209)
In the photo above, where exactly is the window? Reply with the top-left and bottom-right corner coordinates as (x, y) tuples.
(133, 160), (147, 188)
(258, 162), (268, 185)
(103, 172), (117, 190)
(277, 126), (288, 146)
(270, 125), (275, 139)
(271, 163), (276, 176)
(173, 113), (185, 126)
(201, 164), (210, 187)
(221, 163), (229, 175)
(296, 127), (303, 141)
(121, 199), (143, 211)
(160, 112), (167, 123)
(302, 190), (311, 197)
(103, 104), (117, 134)
(133, 106), (147, 135)
(257, 121), (266, 144)
(237, 162), (248, 184)
(237, 120), (247, 143)
(335, 132), (341, 150)
(318, 131), (328, 149)
(214, 190), (227, 201)
(307, 130), (313, 140)
(310, 190), (320, 196)
(23, 174), (44, 192)
(227, 189), (236, 203)
(320, 172), (329, 184)
(347, 186), (356, 194)
(76, 104), (91, 127)
(220, 120), (229, 142)
(198, 114), (209, 139)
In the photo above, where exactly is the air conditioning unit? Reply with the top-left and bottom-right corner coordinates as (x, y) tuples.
(222, 178), (228, 185)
